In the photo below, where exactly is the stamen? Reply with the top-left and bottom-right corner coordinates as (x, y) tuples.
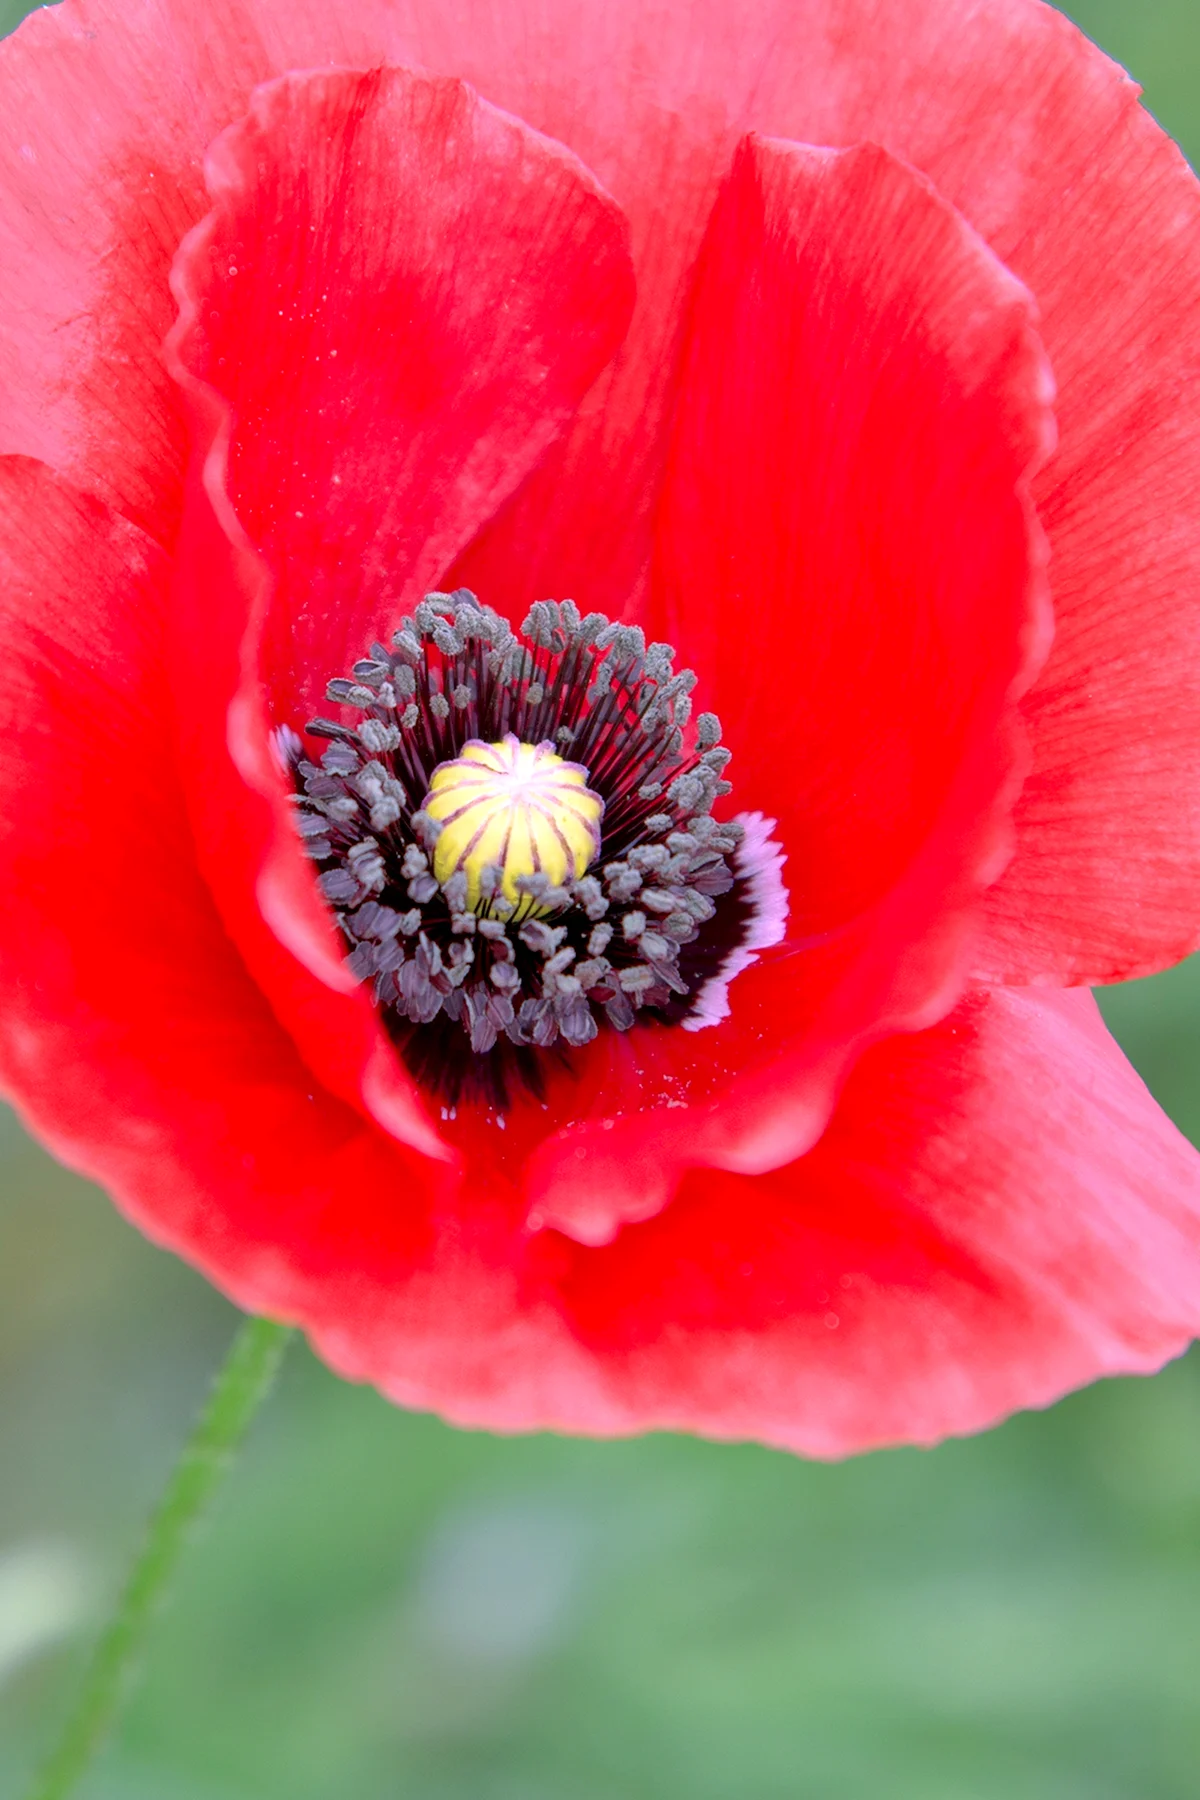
(282, 590), (787, 1106)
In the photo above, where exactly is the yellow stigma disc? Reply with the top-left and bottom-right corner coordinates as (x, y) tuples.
(422, 734), (604, 914)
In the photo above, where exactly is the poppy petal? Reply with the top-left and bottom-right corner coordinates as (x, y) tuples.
(3, 0), (1197, 976)
(531, 986), (1200, 1456)
(0, 454), (460, 1306)
(978, 106), (1200, 982)
(164, 66), (633, 1158)
(523, 134), (1053, 1245)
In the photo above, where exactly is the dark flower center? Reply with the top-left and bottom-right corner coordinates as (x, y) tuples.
(280, 589), (783, 1109)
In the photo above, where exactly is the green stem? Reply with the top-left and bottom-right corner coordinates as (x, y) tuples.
(26, 1314), (293, 1800)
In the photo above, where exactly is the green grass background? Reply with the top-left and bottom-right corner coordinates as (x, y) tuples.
(3, 1), (1200, 1794)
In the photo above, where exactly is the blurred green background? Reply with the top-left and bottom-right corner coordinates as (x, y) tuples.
(4, 0), (1200, 1794)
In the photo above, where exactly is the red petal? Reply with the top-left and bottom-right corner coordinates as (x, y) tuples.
(656, 135), (1051, 924)
(445, 8), (1200, 976)
(172, 68), (633, 725)
(52, 963), (1195, 1458)
(0, 0), (434, 541)
(978, 105), (1200, 980)
(0, 455), (458, 1319)
(3, 0), (1197, 975)
(536, 987), (1200, 1456)
(0, 458), (578, 1391)
(524, 135), (1052, 1245)
(164, 67), (632, 1157)
(3, 482), (1194, 1451)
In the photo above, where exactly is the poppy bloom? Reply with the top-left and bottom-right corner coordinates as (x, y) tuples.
(2, 0), (1200, 1458)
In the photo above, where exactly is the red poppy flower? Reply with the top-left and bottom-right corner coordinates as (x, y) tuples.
(2, 0), (1200, 1457)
